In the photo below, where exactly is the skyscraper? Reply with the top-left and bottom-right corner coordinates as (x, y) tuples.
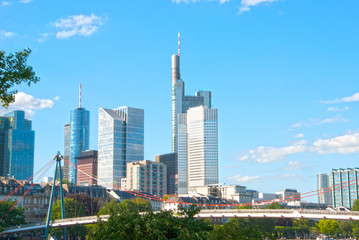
(331, 168), (359, 208)
(317, 173), (332, 205)
(186, 106), (218, 191)
(63, 123), (70, 181)
(155, 153), (177, 195)
(0, 110), (34, 180)
(69, 85), (90, 184)
(98, 106), (144, 188)
(171, 35), (218, 194)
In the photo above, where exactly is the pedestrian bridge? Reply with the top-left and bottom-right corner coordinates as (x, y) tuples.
(2, 209), (359, 235)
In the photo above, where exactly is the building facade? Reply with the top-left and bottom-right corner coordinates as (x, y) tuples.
(171, 52), (218, 194)
(76, 150), (98, 186)
(63, 123), (70, 182)
(317, 173), (332, 206)
(331, 168), (359, 209)
(69, 108), (90, 184)
(127, 160), (166, 197)
(0, 111), (34, 180)
(98, 106), (144, 188)
(186, 106), (218, 192)
(155, 153), (177, 195)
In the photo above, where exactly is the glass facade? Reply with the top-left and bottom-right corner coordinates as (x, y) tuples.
(69, 108), (90, 184)
(171, 54), (216, 194)
(317, 173), (332, 205)
(0, 111), (34, 180)
(331, 168), (359, 209)
(98, 106), (144, 188)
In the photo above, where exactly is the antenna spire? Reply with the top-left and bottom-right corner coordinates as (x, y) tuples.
(178, 32), (180, 56)
(79, 84), (82, 108)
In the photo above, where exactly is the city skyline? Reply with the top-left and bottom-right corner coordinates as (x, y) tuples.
(0, 0), (358, 199)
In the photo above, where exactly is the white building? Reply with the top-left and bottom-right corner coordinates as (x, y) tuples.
(317, 173), (332, 206)
(97, 106), (144, 188)
(186, 106), (218, 192)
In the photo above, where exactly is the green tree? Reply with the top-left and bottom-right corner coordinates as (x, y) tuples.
(67, 192), (103, 216)
(49, 198), (86, 239)
(0, 200), (25, 231)
(316, 219), (339, 237)
(88, 204), (212, 240)
(352, 199), (359, 211)
(0, 49), (40, 107)
(338, 221), (353, 238)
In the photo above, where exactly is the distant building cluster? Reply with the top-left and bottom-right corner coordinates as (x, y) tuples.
(3, 37), (352, 228)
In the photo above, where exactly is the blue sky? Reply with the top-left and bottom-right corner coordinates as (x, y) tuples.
(1, 0), (359, 201)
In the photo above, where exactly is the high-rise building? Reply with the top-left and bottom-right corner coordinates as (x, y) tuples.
(127, 160), (167, 197)
(331, 168), (359, 209)
(171, 38), (218, 194)
(0, 110), (34, 180)
(98, 106), (144, 188)
(186, 106), (218, 191)
(155, 153), (177, 195)
(69, 85), (90, 184)
(76, 150), (98, 186)
(63, 124), (70, 181)
(317, 173), (332, 205)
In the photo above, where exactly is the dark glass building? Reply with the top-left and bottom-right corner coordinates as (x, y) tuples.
(155, 153), (177, 195)
(0, 110), (34, 180)
(69, 108), (89, 184)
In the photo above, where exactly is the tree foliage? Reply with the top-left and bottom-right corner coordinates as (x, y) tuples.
(0, 200), (25, 231)
(316, 219), (339, 237)
(0, 48), (40, 107)
(49, 198), (86, 239)
(352, 199), (359, 211)
(88, 203), (212, 240)
(67, 192), (103, 216)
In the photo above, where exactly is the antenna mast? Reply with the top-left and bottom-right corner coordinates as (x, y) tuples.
(79, 84), (82, 108)
(178, 32), (180, 56)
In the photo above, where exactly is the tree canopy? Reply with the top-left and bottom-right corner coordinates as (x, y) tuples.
(0, 48), (39, 107)
(0, 200), (25, 232)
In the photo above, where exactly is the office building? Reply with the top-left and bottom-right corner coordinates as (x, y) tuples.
(76, 150), (98, 186)
(186, 106), (218, 191)
(69, 107), (90, 184)
(98, 106), (144, 188)
(155, 153), (177, 195)
(0, 110), (34, 180)
(276, 189), (301, 201)
(331, 168), (359, 209)
(317, 173), (332, 205)
(127, 160), (166, 197)
(171, 40), (218, 194)
(63, 123), (70, 181)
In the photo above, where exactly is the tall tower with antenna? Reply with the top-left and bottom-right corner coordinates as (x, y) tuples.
(171, 33), (216, 194)
(68, 84), (90, 184)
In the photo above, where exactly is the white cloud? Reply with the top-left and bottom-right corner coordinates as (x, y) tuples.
(53, 14), (103, 39)
(313, 133), (359, 154)
(0, 30), (17, 38)
(291, 116), (348, 129)
(294, 133), (304, 138)
(283, 161), (304, 170)
(20, 0), (33, 3)
(327, 106), (350, 112)
(320, 92), (359, 104)
(241, 140), (307, 163)
(241, 132), (359, 163)
(37, 33), (50, 43)
(279, 173), (303, 181)
(228, 174), (261, 183)
(239, 0), (278, 13)
(0, 92), (58, 119)
(2, 1), (11, 6)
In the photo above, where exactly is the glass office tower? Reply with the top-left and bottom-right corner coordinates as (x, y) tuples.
(331, 168), (359, 209)
(69, 108), (90, 184)
(0, 110), (34, 180)
(317, 173), (332, 205)
(171, 52), (216, 194)
(98, 106), (144, 188)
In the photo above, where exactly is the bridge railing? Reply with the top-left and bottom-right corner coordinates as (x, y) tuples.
(199, 209), (359, 216)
